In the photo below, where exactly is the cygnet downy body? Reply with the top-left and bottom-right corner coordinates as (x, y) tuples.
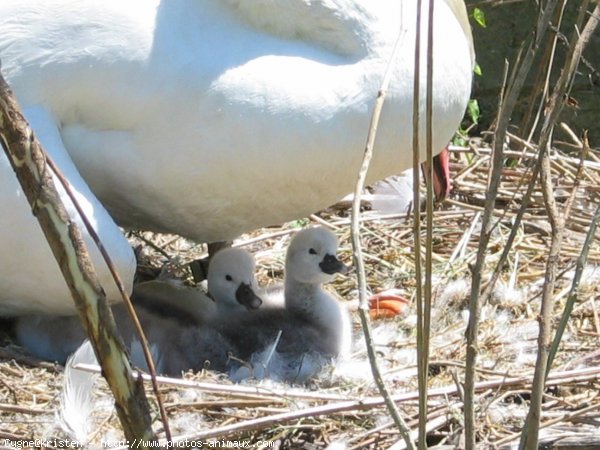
(15, 248), (262, 376)
(222, 227), (352, 383)
(153, 248), (264, 375)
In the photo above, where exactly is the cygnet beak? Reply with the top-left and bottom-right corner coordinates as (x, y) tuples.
(319, 253), (349, 275)
(235, 282), (263, 310)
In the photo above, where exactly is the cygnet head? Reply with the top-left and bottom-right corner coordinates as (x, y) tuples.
(286, 227), (349, 285)
(207, 248), (263, 311)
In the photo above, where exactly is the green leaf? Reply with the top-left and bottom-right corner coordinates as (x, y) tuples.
(290, 218), (310, 228)
(452, 128), (468, 147)
(453, 134), (467, 147)
(473, 8), (487, 28)
(473, 62), (483, 76)
(467, 99), (480, 124)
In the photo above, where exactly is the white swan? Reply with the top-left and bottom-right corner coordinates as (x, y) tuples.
(0, 106), (135, 316)
(223, 226), (352, 383)
(0, 0), (474, 244)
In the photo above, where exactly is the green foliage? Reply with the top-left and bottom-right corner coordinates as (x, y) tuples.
(472, 7), (487, 28)
(467, 99), (480, 125)
(454, 8), (485, 148)
(471, 7), (485, 76)
(290, 218), (310, 228)
(453, 99), (480, 147)
(452, 126), (468, 147)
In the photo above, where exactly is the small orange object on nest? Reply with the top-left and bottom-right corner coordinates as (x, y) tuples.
(368, 289), (410, 319)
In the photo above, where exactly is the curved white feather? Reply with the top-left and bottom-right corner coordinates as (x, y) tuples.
(57, 341), (98, 444)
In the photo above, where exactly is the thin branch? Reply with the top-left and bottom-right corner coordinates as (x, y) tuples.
(417, 0), (435, 448)
(0, 71), (156, 446)
(546, 137), (596, 375)
(349, 13), (415, 450)
(412, 1), (425, 447)
(464, 1), (562, 448)
(522, 144), (564, 448)
(87, 363), (600, 402)
(45, 156), (172, 442)
(91, 364), (600, 449)
(521, 4), (599, 448)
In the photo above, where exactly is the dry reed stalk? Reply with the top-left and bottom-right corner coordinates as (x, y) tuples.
(0, 72), (157, 445)
(520, 3), (598, 448)
(349, 9), (415, 448)
(416, 1), (436, 447)
(464, 1), (563, 447)
(74, 363), (351, 402)
(45, 140), (172, 443)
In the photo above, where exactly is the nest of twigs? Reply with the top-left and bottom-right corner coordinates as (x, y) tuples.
(1, 131), (600, 449)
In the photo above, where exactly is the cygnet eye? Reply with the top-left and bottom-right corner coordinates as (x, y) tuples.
(309, 248), (317, 255)
(225, 274), (233, 282)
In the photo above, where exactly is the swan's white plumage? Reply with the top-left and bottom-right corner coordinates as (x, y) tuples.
(0, 106), (135, 315)
(15, 313), (87, 363)
(0, 0), (473, 244)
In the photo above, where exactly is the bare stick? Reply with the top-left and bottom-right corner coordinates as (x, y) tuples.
(411, 1), (426, 447)
(424, 0), (435, 441)
(349, 15), (415, 450)
(547, 136), (597, 375)
(463, 1), (562, 448)
(44, 156), (172, 442)
(0, 72), (157, 445)
(414, 0), (435, 447)
(520, 3), (599, 448)
(73, 363), (352, 401)
(79, 362), (600, 404)
(523, 146), (565, 447)
(98, 365), (600, 449)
